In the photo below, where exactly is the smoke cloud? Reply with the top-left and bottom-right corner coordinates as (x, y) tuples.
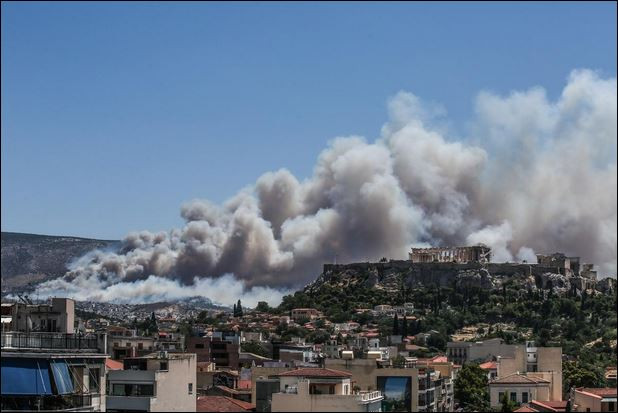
(36, 69), (617, 306)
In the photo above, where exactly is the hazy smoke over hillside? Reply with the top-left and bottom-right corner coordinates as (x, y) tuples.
(36, 70), (617, 306)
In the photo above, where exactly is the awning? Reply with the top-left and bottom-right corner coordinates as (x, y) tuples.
(50, 360), (74, 394)
(1, 358), (53, 395)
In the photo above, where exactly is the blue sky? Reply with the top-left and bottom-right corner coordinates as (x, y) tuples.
(2, 1), (616, 240)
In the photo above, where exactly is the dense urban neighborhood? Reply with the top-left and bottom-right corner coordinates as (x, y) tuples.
(2, 247), (616, 412)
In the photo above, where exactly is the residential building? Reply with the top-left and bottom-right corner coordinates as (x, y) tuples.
(107, 326), (156, 360)
(106, 352), (197, 412)
(1, 302), (107, 411)
(489, 373), (552, 408)
(7, 298), (75, 333)
(187, 335), (240, 369)
(447, 339), (562, 402)
(290, 309), (321, 322)
(325, 357), (454, 412)
(261, 368), (383, 412)
(571, 387), (617, 412)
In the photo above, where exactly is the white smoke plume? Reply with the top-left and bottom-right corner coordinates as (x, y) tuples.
(35, 69), (617, 306)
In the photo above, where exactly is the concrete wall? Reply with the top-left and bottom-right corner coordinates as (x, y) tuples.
(251, 366), (295, 403)
(536, 347), (562, 401)
(489, 384), (550, 408)
(271, 380), (362, 412)
(149, 355), (197, 412)
(573, 391), (603, 412)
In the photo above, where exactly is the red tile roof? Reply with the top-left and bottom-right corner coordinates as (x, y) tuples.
(577, 387), (618, 397)
(479, 361), (498, 370)
(105, 359), (123, 370)
(197, 396), (255, 412)
(530, 400), (568, 412)
(276, 368), (352, 378)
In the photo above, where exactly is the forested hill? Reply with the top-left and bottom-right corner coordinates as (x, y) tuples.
(1, 231), (119, 293)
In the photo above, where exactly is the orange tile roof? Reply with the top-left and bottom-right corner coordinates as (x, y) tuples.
(197, 396), (255, 412)
(105, 359), (123, 370)
(276, 368), (352, 378)
(577, 387), (618, 397)
(479, 361), (498, 370)
(530, 400), (568, 412)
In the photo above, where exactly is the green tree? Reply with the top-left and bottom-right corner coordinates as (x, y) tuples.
(393, 314), (399, 336)
(401, 316), (408, 337)
(500, 391), (517, 412)
(256, 301), (270, 313)
(241, 341), (269, 358)
(454, 363), (489, 412)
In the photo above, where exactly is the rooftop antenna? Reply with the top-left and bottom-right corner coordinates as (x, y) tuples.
(334, 253), (338, 265)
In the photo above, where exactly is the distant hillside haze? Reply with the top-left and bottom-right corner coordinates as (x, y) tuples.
(1, 232), (119, 292)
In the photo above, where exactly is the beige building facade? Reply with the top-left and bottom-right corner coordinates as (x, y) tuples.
(106, 352), (197, 412)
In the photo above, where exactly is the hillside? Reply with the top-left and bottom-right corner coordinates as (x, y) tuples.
(1, 231), (119, 293)
(277, 260), (617, 391)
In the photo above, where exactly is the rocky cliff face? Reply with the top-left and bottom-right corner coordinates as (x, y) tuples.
(1, 232), (119, 293)
(306, 259), (607, 295)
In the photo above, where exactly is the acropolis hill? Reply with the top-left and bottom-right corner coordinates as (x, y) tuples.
(307, 247), (616, 296)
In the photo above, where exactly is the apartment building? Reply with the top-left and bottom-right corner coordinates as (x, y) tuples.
(186, 334), (240, 369)
(107, 326), (156, 360)
(447, 339), (562, 403)
(325, 357), (454, 412)
(290, 309), (321, 322)
(1, 300), (107, 412)
(106, 352), (197, 412)
(259, 368), (383, 412)
(6, 298), (75, 333)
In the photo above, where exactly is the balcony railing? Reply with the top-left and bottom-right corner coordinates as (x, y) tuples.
(1, 394), (94, 412)
(356, 391), (383, 402)
(1, 332), (99, 351)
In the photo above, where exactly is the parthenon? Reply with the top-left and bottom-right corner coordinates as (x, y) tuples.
(409, 245), (491, 264)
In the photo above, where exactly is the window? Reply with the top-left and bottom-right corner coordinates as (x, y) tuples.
(195, 343), (205, 349)
(343, 384), (349, 395)
(498, 392), (504, 402)
(138, 343), (143, 350)
(510, 392), (517, 402)
(188, 383), (193, 394)
(522, 392), (528, 403)
(111, 384), (154, 397)
(89, 368), (100, 393)
(608, 402), (615, 411)
(159, 362), (168, 371)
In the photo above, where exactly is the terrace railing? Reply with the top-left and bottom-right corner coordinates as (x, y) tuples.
(1, 332), (99, 351)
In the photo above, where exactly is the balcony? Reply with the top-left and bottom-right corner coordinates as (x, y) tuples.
(356, 391), (383, 403)
(1, 332), (100, 352)
(1, 394), (94, 412)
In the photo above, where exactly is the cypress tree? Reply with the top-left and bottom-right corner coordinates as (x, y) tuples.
(402, 316), (408, 338)
(393, 314), (399, 335)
